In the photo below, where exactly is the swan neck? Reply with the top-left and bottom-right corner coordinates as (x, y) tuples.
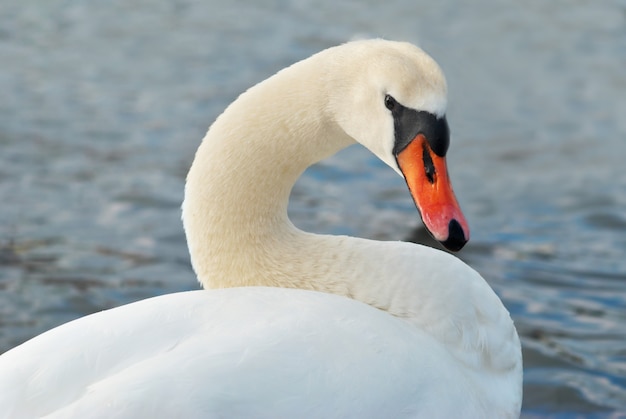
(182, 59), (353, 289)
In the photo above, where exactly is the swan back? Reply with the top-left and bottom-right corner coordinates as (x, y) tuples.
(0, 288), (519, 418)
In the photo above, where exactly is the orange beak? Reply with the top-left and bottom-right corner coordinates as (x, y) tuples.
(396, 134), (469, 251)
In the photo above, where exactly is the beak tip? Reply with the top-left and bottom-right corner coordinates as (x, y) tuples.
(440, 219), (468, 252)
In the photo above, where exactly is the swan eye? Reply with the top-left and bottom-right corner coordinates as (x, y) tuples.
(384, 94), (396, 111)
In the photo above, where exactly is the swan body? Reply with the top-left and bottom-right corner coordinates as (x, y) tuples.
(0, 39), (522, 418)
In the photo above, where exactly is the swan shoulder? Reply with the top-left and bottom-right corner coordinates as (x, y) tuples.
(324, 238), (522, 413)
(0, 287), (513, 418)
(308, 237), (520, 362)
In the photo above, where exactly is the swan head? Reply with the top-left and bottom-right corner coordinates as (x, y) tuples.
(325, 40), (469, 251)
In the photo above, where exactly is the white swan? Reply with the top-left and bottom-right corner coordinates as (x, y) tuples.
(0, 39), (522, 418)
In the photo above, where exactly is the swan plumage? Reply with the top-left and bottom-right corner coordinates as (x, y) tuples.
(0, 39), (522, 418)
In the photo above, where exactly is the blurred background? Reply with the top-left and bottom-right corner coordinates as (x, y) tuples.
(1, 0), (625, 416)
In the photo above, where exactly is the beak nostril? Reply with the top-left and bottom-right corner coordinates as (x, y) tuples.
(422, 142), (436, 184)
(441, 219), (467, 252)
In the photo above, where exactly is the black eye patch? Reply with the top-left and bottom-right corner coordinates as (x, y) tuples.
(387, 97), (449, 157)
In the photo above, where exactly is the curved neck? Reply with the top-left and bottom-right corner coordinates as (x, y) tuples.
(182, 58), (355, 290)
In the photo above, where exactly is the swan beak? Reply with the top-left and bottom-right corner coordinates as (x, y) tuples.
(396, 134), (469, 251)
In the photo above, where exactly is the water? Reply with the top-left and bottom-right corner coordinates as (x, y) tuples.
(1, 0), (625, 416)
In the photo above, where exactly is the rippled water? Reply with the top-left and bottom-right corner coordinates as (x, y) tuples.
(1, 0), (625, 416)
